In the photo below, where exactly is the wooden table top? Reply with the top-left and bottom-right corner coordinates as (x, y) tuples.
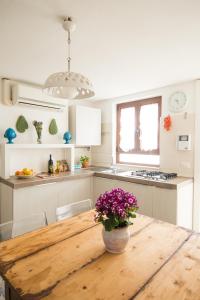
(0, 210), (200, 300)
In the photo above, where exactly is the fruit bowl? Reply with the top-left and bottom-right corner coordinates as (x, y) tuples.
(15, 174), (35, 179)
(15, 168), (35, 179)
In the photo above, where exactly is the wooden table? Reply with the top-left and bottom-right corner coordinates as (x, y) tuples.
(0, 210), (200, 300)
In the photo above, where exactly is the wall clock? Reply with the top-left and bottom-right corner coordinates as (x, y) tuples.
(168, 91), (188, 113)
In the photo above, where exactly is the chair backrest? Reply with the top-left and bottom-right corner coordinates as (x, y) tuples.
(0, 212), (48, 242)
(56, 199), (92, 221)
(0, 221), (13, 242)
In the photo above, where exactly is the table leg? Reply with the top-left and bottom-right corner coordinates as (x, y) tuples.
(5, 282), (20, 300)
(5, 282), (11, 300)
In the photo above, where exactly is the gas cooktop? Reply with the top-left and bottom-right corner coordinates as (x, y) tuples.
(128, 170), (177, 181)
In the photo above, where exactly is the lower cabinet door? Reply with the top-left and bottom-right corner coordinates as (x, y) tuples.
(93, 177), (153, 218)
(152, 187), (177, 225)
(114, 180), (153, 217)
(13, 182), (59, 224)
(57, 177), (93, 208)
(13, 178), (93, 225)
(93, 177), (118, 204)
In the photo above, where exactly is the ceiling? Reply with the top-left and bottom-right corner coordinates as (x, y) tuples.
(1, 0), (200, 101)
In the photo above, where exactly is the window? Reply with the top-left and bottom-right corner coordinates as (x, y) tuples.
(116, 97), (161, 166)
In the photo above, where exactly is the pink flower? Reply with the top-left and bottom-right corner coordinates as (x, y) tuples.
(95, 188), (138, 222)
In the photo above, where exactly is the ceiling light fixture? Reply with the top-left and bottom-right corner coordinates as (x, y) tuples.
(44, 17), (95, 99)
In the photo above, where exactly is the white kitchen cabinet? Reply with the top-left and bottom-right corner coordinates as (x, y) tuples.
(153, 183), (193, 229)
(57, 177), (93, 208)
(93, 177), (118, 203)
(114, 180), (153, 217)
(93, 176), (193, 229)
(69, 105), (101, 146)
(1, 177), (93, 224)
(0, 175), (193, 230)
(93, 177), (153, 217)
(13, 183), (58, 224)
(0, 183), (13, 223)
(152, 188), (177, 225)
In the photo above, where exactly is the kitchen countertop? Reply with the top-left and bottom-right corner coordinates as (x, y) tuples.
(0, 210), (199, 300)
(0, 167), (193, 190)
(0, 169), (95, 189)
(94, 171), (193, 190)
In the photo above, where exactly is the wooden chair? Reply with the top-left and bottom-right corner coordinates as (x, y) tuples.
(56, 199), (92, 221)
(0, 212), (48, 300)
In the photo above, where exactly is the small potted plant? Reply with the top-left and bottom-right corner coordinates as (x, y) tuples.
(95, 188), (138, 253)
(80, 156), (89, 168)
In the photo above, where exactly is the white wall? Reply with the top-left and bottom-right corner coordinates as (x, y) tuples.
(74, 147), (92, 166)
(0, 79), (95, 173)
(193, 80), (200, 231)
(0, 79), (68, 144)
(0, 104), (68, 144)
(0, 79), (69, 174)
(92, 80), (195, 177)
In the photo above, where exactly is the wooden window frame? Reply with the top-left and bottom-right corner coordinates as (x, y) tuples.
(116, 96), (162, 165)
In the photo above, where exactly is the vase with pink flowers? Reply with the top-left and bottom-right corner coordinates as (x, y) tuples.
(95, 188), (138, 254)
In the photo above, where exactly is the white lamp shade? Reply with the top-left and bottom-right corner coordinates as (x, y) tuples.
(44, 72), (95, 99)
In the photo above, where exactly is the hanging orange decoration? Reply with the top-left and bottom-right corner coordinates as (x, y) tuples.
(164, 115), (172, 131)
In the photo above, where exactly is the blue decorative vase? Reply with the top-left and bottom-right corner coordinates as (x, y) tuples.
(63, 131), (72, 144)
(4, 128), (17, 144)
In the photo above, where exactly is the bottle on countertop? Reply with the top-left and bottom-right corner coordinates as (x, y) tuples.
(48, 154), (54, 175)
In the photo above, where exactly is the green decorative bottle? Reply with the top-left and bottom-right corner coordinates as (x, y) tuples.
(48, 154), (54, 175)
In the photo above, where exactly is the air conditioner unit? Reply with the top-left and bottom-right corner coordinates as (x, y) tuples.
(2, 78), (67, 111)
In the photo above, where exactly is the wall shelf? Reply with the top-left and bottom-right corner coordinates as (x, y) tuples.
(1, 143), (74, 149)
(0, 144), (75, 179)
